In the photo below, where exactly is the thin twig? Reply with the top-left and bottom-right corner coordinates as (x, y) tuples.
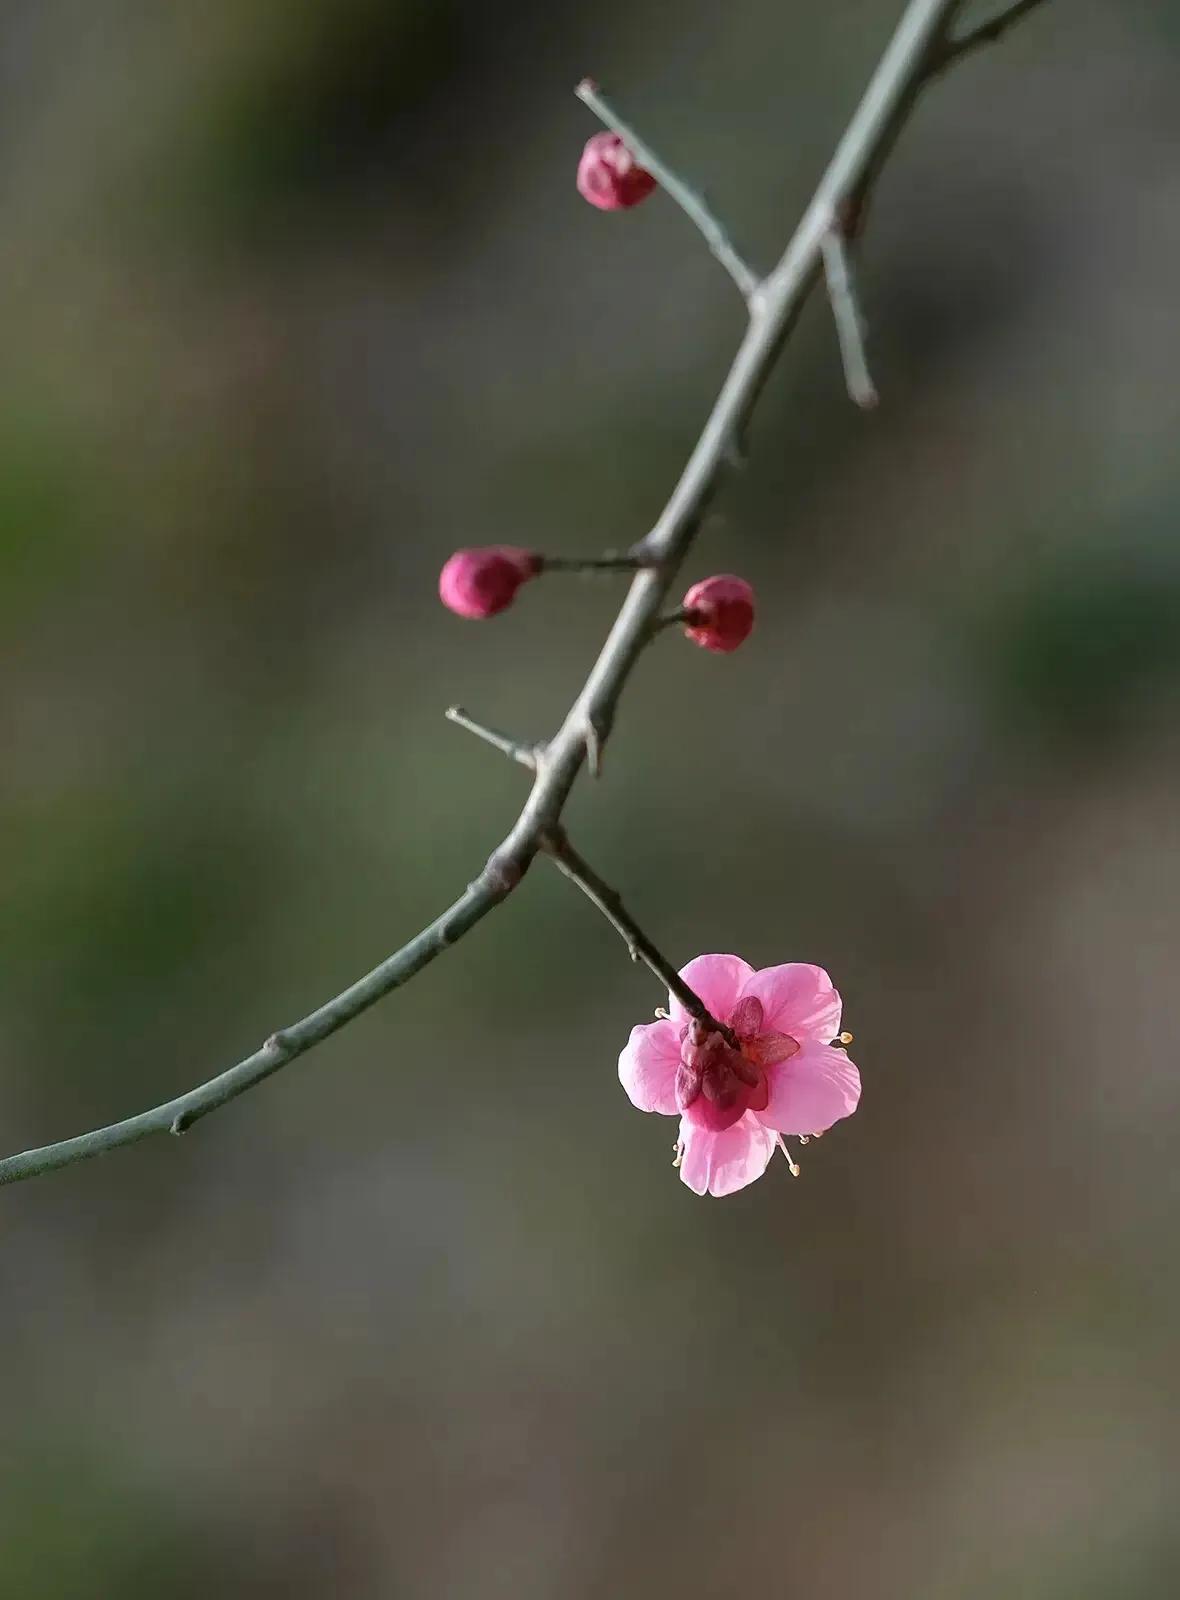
(0, 0), (1049, 1190)
(821, 227), (879, 409)
(446, 705), (538, 770)
(541, 829), (731, 1037)
(0, 868), (522, 1183)
(937, 0), (1050, 68)
(541, 553), (647, 573)
(576, 78), (762, 305)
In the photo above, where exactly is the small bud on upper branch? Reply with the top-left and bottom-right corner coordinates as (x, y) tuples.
(576, 131), (658, 212)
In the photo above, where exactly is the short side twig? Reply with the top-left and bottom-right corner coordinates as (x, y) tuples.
(446, 705), (538, 770)
(576, 78), (762, 305)
(937, 0), (1050, 67)
(821, 226), (879, 409)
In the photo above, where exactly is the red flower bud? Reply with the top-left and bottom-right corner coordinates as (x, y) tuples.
(438, 546), (541, 619)
(576, 132), (657, 212)
(681, 575), (755, 654)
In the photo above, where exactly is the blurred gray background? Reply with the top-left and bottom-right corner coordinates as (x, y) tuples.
(2, 1), (1178, 1595)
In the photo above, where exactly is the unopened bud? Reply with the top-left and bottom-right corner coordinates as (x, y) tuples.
(576, 132), (657, 212)
(681, 575), (755, 654)
(438, 546), (541, 620)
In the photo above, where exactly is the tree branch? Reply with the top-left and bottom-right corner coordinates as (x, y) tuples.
(0, 867), (520, 1185)
(0, 0), (1049, 1190)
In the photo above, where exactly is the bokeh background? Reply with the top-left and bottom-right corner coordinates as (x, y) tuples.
(2, 1), (1178, 1595)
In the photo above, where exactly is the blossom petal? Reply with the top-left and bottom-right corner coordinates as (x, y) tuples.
(745, 1031), (800, 1069)
(618, 1019), (682, 1114)
(729, 995), (764, 1040)
(668, 954), (754, 1026)
(739, 963), (841, 1044)
(677, 1113), (776, 1197)
(757, 1042), (861, 1135)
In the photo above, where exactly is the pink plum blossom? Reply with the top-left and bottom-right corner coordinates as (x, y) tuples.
(619, 954), (860, 1196)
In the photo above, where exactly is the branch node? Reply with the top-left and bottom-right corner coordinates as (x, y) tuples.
(483, 850), (524, 896)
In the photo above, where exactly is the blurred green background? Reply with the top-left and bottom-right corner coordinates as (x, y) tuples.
(2, 1), (1178, 1595)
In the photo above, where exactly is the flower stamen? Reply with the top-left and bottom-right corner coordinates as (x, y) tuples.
(776, 1135), (801, 1178)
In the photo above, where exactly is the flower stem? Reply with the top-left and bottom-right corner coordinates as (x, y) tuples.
(540, 553), (648, 574)
(541, 827), (735, 1040)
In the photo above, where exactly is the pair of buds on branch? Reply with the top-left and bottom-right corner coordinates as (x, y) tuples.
(439, 546), (755, 656)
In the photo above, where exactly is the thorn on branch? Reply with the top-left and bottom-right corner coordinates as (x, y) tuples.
(582, 711), (610, 778)
(821, 226), (879, 410)
(724, 428), (750, 470)
(935, 0), (1049, 69)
